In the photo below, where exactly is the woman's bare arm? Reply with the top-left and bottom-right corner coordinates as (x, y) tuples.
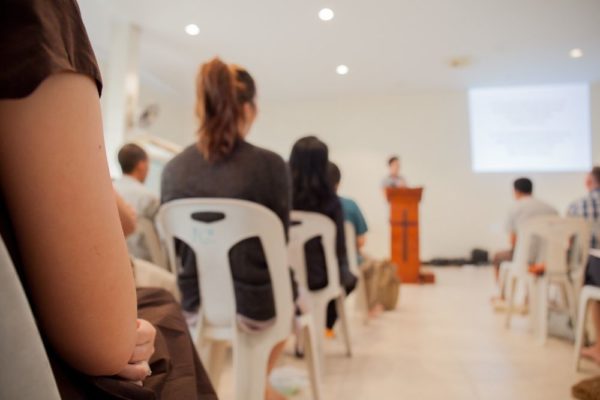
(0, 74), (137, 376)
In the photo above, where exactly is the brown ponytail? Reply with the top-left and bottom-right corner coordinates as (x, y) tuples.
(196, 57), (256, 162)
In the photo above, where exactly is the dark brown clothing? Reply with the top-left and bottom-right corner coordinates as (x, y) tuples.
(0, 0), (103, 98)
(51, 289), (217, 400)
(0, 1), (216, 398)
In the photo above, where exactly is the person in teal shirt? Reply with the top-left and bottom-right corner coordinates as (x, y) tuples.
(328, 163), (369, 264)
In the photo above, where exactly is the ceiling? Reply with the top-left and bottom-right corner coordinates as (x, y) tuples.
(79, 0), (600, 102)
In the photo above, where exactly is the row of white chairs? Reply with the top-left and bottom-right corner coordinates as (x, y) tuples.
(497, 215), (600, 372)
(501, 215), (590, 344)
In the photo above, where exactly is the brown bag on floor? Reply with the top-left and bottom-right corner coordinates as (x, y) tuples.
(376, 260), (401, 310)
(360, 259), (380, 309)
(361, 258), (401, 311)
(572, 376), (600, 400)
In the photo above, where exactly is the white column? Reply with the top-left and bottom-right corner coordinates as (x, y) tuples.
(101, 22), (141, 177)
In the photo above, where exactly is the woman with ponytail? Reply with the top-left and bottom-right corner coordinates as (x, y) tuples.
(161, 58), (292, 400)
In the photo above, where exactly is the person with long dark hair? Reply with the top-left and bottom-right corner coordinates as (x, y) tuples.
(161, 57), (292, 400)
(289, 136), (357, 336)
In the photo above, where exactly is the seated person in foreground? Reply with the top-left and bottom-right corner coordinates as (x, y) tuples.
(492, 178), (557, 288)
(161, 58), (292, 400)
(567, 167), (600, 363)
(114, 143), (160, 261)
(0, 2), (216, 398)
(289, 136), (357, 336)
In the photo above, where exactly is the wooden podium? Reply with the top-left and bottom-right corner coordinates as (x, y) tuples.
(386, 187), (434, 284)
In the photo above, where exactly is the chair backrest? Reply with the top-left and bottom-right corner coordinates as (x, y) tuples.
(514, 216), (591, 278)
(288, 210), (342, 300)
(344, 221), (360, 276)
(543, 217), (590, 277)
(0, 238), (60, 399)
(137, 217), (170, 271)
(156, 199), (293, 334)
(512, 215), (557, 271)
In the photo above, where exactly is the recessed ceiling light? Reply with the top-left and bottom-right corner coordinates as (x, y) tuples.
(185, 24), (200, 36)
(319, 8), (335, 21)
(569, 48), (583, 59)
(336, 65), (349, 75)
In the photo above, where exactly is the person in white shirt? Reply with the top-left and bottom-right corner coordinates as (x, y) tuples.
(113, 143), (160, 261)
(492, 178), (557, 289)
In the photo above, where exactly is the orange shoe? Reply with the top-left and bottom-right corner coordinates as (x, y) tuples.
(325, 329), (335, 339)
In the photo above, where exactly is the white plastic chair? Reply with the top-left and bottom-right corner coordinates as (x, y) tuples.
(344, 221), (370, 324)
(288, 210), (353, 367)
(530, 217), (589, 344)
(505, 216), (590, 343)
(0, 238), (61, 400)
(503, 216), (553, 330)
(574, 284), (600, 371)
(132, 257), (180, 301)
(137, 217), (170, 271)
(156, 199), (322, 400)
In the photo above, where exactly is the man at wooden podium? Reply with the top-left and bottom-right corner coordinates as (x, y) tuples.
(381, 155), (407, 190)
(382, 155), (434, 284)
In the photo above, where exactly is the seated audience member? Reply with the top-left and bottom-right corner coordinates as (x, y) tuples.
(381, 155), (407, 190)
(161, 58), (292, 400)
(328, 162), (368, 264)
(115, 189), (137, 237)
(114, 143), (160, 261)
(289, 137), (358, 336)
(567, 166), (600, 249)
(329, 162), (384, 316)
(567, 167), (600, 363)
(0, 1), (216, 399)
(492, 178), (558, 284)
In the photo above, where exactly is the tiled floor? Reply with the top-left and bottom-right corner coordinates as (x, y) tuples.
(217, 267), (598, 400)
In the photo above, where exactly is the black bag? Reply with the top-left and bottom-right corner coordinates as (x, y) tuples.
(471, 249), (489, 265)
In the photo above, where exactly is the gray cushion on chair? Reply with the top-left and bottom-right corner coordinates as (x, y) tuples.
(0, 240), (60, 400)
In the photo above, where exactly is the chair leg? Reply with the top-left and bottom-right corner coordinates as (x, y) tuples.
(353, 275), (369, 324)
(303, 319), (323, 400)
(498, 264), (509, 298)
(505, 277), (517, 329)
(312, 300), (327, 371)
(233, 337), (270, 400)
(357, 271), (370, 325)
(564, 282), (578, 329)
(574, 294), (590, 372)
(535, 278), (549, 345)
(336, 295), (353, 357)
(205, 340), (229, 391)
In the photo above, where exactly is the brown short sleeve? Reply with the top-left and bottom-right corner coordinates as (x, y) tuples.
(0, 0), (103, 99)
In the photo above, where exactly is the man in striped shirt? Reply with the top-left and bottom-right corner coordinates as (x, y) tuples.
(567, 166), (600, 249)
(568, 166), (600, 364)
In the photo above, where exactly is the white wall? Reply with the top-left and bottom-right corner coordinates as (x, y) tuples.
(248, 85), (600, 260)
(140, 83), (599, 261)
(138, 82), (197, 146)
